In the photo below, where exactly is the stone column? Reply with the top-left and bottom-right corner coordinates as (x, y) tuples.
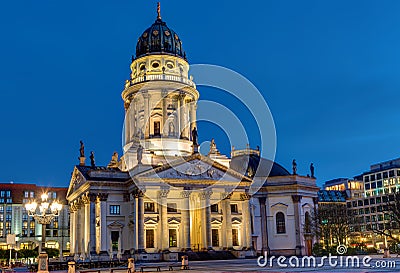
(181, 190), (191, 250)
(241, 193), (252, 249)
(98, 193), (108, 252)
(143, 92), (150, 139)
(162, 90), (168, 137)
(159, 188), (170, 250)
(136, 191), (145, 251)
(83, 196), (90, 256)
(199, 191), (212, 249)
(222, 193), (233, 248)
(124, 102), (131, 144)
(178, 93), (186, 139)
(69, 205), (76, 256)
(259, 197), (269, 253)
(292, 195), (303, 256)
(134, 98), (139, 138)
(189, 99), (197, 140)
(89, 194), (97, 253)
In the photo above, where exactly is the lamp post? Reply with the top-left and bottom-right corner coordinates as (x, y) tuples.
(25, 193), (62, 273)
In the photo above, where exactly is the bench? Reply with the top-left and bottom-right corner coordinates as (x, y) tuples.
(110, 268), (128, 273)
(79, 270), (101, 273)
(168, 265), (189, 271)
(140, 266), (161, 272)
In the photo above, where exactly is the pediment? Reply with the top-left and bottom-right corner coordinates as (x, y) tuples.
(135, 154), (251, 183)
(144, 217), (159, 224)
(108, 221), (124, 229)
(67, 167), (87, 198)
(271, 202), (289, 208)
(232, 217), (242, 224)
(211, 217), (222, 225)
(168, 217), (181, 224)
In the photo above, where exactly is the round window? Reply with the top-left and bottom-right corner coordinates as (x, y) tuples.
(152, 62), (160, 68)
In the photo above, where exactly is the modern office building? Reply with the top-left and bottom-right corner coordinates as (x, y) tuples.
(0, 183), (70, 254)
(324, 158), (400, 249)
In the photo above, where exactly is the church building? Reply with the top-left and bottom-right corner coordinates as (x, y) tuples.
(67, 4), (319, 261)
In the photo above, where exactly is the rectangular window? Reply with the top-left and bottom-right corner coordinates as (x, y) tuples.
(365, 183), (370, 190)
(370, 198), (375, 205)
(232, 229), (239, 246)
(30, 192), (34, 198)
(371, 182), (377, 189)
(154, 121), (161, 136)
(212, 229), (219, 247)
(383, 172), (388, 179)
(377, 181), (383, 188)
(230, 204), (238, 213)
(377, 173), (382, 180)
(169, 229), (177, 247)
(110, 205), (120, 215)
(364, 199), (369, 206)
(364, 176), (370, 182)
(211, 204), (219, 213)
(111, 231), (119, 251)
(24, 192), (29, 198)
(144, 202), (155, 212)
(167, 203), (177, 213)
(6, 191), (10, 198)
(389, 170), (395, 177)
(358, 200), (363, 206)
(370, 174), (376, 181)
(376, 197), (381, 204)
(146, 229), (155, 248)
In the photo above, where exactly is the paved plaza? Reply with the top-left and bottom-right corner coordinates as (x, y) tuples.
(130, 257), (399, 272)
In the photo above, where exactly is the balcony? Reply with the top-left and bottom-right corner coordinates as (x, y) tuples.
(125, 73), (196, 89)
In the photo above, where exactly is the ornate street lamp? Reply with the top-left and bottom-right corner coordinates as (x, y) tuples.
(25, 193), (62, 273)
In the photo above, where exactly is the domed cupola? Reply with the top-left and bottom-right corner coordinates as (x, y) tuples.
(135, 3), (186, 60)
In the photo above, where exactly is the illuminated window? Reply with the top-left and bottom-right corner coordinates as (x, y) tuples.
(144, 202), (155, 212)
(109, 205), (120, 215)
(169, 229), (177, 247)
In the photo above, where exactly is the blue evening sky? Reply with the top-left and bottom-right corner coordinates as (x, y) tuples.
(1, 0), (400, 187)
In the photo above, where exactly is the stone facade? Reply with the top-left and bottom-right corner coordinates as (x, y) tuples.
(66, 7), (319, 260)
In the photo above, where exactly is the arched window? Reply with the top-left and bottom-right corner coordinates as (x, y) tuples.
(276, 212), (286, 234)
(305, 212), (311, 234)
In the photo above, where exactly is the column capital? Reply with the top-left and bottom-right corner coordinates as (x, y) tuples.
(158, 189), (170, 198)
(82, 195), (90, 205)
(291, 195), (302, 203)
(180, 190), (191, 199)
(142, 91), (151, 99)
(97, 193), (109, 202)
(133, 189), (146, 198)
(221, 192), (233, 200)
(199, 190), (212, 200)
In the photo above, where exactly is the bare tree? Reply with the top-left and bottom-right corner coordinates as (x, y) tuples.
(308, 202), (352, 248)
(369, 191), (400, 244)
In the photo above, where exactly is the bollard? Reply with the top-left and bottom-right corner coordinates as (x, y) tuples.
(181, 255), (188, 270)
(127, 258), (135, 273)
(68, 261), (76, 273)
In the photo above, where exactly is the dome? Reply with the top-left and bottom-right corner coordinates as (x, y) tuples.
(230, 154), (290, 178)
(135, 12), (186, 60)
